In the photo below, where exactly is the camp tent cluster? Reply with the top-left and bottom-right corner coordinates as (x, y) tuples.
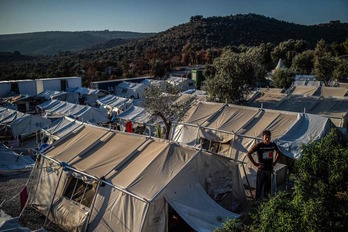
(28, 122), (247, 232)
(37, 99), (109, 124)
(171, 101), (332, 187)
(248, 87), (348, 128)
(0, 106), (51, 137)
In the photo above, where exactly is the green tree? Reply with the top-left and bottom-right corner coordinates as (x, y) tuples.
(313, 40), (337, 85)
(271, 68), (294, 88)
(204, 49), (265, 104)
(291, 50), (314, 74)
(217, 130), (348, 232)
(271, 39), (308, 67)
(144, 84), (192, 139)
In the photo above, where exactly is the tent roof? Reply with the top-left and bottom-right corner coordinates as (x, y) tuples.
(116, 105), (153, 123)
(97, 95), (129, 109)
(0, 107), (51, 136)
(36, 90), (66, 100)
(0, 143), (33, 175)
(290, 86), (319, 96)
(179, 102), (331, 159)
(38, 99), (108, 124)
(45, 124), (197, 201)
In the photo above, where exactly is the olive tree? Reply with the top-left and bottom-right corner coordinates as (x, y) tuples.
(204, 48), (265, 104)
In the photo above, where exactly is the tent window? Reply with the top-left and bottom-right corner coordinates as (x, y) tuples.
(121, 88), (128, 94)
(63, 175), (96, 208)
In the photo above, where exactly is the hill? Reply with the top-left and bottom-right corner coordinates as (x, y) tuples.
(0, 14), (347, 82)
(0, 30), (155, 55)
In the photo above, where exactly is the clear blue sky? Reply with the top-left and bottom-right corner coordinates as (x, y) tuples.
(0, 0), (347, 34)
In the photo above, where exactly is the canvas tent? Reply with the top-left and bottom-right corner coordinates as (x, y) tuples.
(28, 123), (246, 231)
(271, 58), (287, 74)
(0, 106), (51, 137)
(37, 99), (108, 124)
(0, 142), (33, 175)
(35, 90), (67, 101)
(41, 116), (82, 143)
(115, 81), (146, 99)
(171, 102), (332, 187)
(166, 76), (195, 91)
(248, 90), (348, 128)
(97, 95), (130, 114)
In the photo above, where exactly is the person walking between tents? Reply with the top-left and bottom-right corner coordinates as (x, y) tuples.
(246, 130), (281, 200)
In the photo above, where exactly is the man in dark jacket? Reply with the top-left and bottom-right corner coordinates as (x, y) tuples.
(246, 130), (281, 200)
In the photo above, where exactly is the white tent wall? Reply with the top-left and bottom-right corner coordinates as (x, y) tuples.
(88, 185), (149, 232)
(29, 159), (69, 216)
(0, 82), (11, 97)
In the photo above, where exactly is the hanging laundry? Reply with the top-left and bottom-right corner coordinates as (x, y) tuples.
(126, 120), (133, 133)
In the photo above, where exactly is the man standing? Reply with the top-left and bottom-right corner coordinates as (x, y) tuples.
(246, 130), (281, 200)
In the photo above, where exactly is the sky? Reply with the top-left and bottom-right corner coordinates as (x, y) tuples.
(0, 0), (347, 34)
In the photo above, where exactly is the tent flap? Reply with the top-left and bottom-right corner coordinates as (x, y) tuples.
(165, 183), (239, 232)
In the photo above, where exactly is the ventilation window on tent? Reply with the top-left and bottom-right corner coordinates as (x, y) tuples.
(63, 175), (97, 208)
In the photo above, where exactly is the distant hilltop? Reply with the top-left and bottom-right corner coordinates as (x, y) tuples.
(0, 14), (347, 56)
(0, 30), (155, 55)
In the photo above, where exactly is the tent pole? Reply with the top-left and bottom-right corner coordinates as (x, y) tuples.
(43, 166), (64, 227)
(241, 156), (253, 199)
(139, 203), (150, 232)
(229, 134), (236, 158)
(83, 180), (101, 232)
(193, 125), (200, 146)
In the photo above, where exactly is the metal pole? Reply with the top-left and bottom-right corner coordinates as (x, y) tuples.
(139, 203), (150, 232)
(43, 166), (64, 227)
(229, 134), (236, 158)
(70, 179), (79, 200)
(83, 181), (101, 232)
(79, 183), (89, 205)
(193, 125), (200, 146)
(241, 156), (253, 199)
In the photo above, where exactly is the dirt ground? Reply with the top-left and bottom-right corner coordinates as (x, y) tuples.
(0, 171), (61, 232)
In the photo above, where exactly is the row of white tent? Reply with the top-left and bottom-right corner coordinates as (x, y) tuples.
(248, 87), (348, 128)
(0, 106), (51, 137)
(37, 99), (109, 124)
(28, 120), (247, 232)
(170, 101), (333, 187)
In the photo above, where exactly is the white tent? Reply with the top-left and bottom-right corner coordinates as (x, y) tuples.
(97, 95), (130, 114)
(28, 123), (246, 231)
(166, 76), (195, 91)
(42, 117), (82, 142)
(272, 58), (287, 74)
(0, 142), (33, 175)
(115, 81), (146, 99)
(0, 107), (51, 137)
(171, 102), (332, 187)
(35, 90), (67, 101)
(116, 105), (154, 124)
(37, 99), (108, 124)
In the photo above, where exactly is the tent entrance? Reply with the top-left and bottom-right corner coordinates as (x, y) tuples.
(165, 183), (240, 232)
